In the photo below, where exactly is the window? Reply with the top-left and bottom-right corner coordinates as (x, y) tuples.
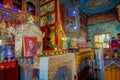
(94, 33), (110, 48)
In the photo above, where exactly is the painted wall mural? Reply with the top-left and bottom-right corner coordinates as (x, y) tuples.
(48, 54), (76, 80)
(88, 20), (120, 47)
(79, 0), (120, 15)
(65, 17), (76, 38)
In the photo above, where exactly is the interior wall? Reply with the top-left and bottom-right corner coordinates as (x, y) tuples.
(88, 10), (117, 25)
(88, 20), (120, 47)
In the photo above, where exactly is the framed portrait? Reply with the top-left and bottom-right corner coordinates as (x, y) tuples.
(23, 36), (38, 58)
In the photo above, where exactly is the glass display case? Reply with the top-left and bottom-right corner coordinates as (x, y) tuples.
(0, 20), (15, 61)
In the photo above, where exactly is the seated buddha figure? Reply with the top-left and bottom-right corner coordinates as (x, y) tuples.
(0, 20), (6, 33)
(70, 39), (76, 49)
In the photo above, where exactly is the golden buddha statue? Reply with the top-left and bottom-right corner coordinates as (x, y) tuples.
(70, 39), (76, 49)
(0, 20), (6, 33)
(27, 16), (34, 24)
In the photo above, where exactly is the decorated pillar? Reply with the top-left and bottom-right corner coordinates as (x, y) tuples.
(38, 0), (40, 27)
(22, 0), (27, 22)
(22, 0), (26, 13)
(57, 0), (67, 48)
(35, 1), (38, 17)
(74, 0), (79, 38)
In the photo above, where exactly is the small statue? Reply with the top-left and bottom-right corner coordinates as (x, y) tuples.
(0, 20), (6, 43)
(5, 30), (13, 42)
(111, 37), (118, 49)
(27, 16), (34, 24)
(7, 23), (15, 35)
(0, 20), (6, 32)
(114, 52), (118, 58)
(117, 33), (120, 49)
(33, 55), (40, 69)
(6, 46), (13, 60)
(0, 52), (5, 61)
(70, 39), (76, 48)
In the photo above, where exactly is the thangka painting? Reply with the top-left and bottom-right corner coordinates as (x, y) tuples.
(49, 54), (76, 80)
(40, 13), (55, 27)
(23, 36), (38, 58)
(65, 18), (77, 38)
(15, 16), (44, 57)
(54, 66), (72, 80)
(40, 0), (55, 27)
(40, 54), (76, 80)
(40, 1), (54, 16)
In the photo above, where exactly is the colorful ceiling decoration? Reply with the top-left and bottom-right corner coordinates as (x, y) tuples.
(79, 0), (120, 16)
(60, 0), (74, 10)
(60, 0), (120, 16)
